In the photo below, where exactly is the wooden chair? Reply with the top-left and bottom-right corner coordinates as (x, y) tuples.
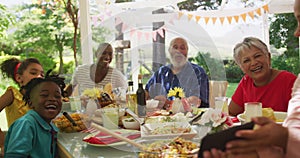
(209, 81), (228, 108)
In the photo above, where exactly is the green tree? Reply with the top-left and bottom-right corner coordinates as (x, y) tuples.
(190, 52), (227, 81)
(269, 13), (299, 75)
(0, 4), (15, 39)
(0, 2), (76, 74)
(59, 0), (80, 66)
(178, 0), (223, 11)
(269, 13), (298, 57)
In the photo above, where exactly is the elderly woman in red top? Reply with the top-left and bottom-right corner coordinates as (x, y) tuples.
(229, 37), (297, 116)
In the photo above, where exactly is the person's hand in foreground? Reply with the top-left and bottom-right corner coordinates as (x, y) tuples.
(225, 117), (288, 155)
(203, 148), (259, 158)
(203, 148), (227, 158)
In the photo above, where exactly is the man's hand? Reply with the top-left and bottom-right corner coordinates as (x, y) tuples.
(153, 95), (167, 109)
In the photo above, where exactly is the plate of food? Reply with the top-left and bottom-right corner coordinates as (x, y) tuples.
(140, 121), (197, 139)
(133, 137), (199, 157)
(237, 108), (287, 124)
(82, 129), (141, 147)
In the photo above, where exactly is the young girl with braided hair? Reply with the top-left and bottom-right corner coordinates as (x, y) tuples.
(0, 57), (44, 126)
(0, 57), (44, 156)
(4, 70), (65, 158)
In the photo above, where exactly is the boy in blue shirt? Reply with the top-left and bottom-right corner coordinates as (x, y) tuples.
(4, 70), (65, 158)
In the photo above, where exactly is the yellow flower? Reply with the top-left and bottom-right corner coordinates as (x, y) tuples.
(167, 87), (185, 98)
(82, 88), (102, 99)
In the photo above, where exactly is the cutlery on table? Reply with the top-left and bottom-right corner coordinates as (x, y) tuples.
(63, 111), (77, 126)
(91, 122), (144, 150)
(124, 108), (152, 131)
(188, 111), (204, 125)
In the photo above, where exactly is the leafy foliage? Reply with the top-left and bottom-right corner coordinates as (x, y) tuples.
(0, 4), (15, 39)
(224, 60), (244, 83)
(20, 52), (56, 73)
(178, 0), (223, 11)
(272, 55), (300, 75)
(190, 52), (227, 81)
(269, 13), (299, 57)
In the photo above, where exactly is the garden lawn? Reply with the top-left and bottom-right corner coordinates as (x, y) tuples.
(226, 82), (238, 97)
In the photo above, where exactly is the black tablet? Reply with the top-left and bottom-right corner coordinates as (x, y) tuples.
(198, 121), (255, 158)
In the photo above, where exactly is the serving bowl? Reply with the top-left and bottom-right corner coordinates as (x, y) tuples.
(121, 117), (140, 130)
(237, 111), (287, 124)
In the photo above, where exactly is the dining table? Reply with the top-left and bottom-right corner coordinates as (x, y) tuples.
(57, 102), (240, 158)
(57, 131), (138, 158)
(57, 126), (214, 158)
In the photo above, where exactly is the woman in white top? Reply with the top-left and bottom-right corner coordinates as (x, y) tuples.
(65, 43), (127, 96)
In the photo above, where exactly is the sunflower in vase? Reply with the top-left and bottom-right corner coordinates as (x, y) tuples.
(167, 87), (192, 113)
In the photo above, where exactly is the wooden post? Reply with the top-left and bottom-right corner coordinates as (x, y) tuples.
(115, 19), (124, 73)
(152, 8), (167, 72)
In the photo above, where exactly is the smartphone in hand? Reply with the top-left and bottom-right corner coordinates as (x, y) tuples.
(198, 121), (255, 158)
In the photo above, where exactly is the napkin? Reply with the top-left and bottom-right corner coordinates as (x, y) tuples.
(83, 131), (141, 145)
(231, 117), (239, 123)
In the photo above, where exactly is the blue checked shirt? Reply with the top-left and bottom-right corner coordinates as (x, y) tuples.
(145, 62), (209, 107)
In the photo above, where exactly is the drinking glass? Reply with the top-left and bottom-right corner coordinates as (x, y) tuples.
(101, 108), (119, 129)
(214, 97), (229, 114)
(244, 102), (262, 122)
(69, 96), (82, 112)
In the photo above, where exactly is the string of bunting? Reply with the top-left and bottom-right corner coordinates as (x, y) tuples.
(178, 4), (269, 25)
(89, 2), (270, 40)
(115, 17), (166, 41)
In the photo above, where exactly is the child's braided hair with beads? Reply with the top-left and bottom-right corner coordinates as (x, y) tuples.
(22, 69), (66, 105)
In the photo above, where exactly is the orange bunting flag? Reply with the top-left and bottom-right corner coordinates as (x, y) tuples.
(241, 13), (247, 22)
(219, 17), (225, 25)
(233, 15), (239, 23)
(227, 16), (233, 24)
(178, 12), (184, 19)
(262, 5), (269, 13)
(212, 17), (217, 24)
(248, 11), (254, 19)
(195, 16), (201, 23)
(255, 8), (262, 16)
(187, 14), (193, 21)
(204, 17), (210, 24)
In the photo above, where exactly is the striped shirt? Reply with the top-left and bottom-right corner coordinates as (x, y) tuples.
(71, 64), (127, 95)
(145, 62), (209, 107)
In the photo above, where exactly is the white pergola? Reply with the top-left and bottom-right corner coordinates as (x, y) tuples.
(79, 0), (294, 65)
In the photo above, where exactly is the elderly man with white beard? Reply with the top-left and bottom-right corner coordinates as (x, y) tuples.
(145, 37), (209, 109)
